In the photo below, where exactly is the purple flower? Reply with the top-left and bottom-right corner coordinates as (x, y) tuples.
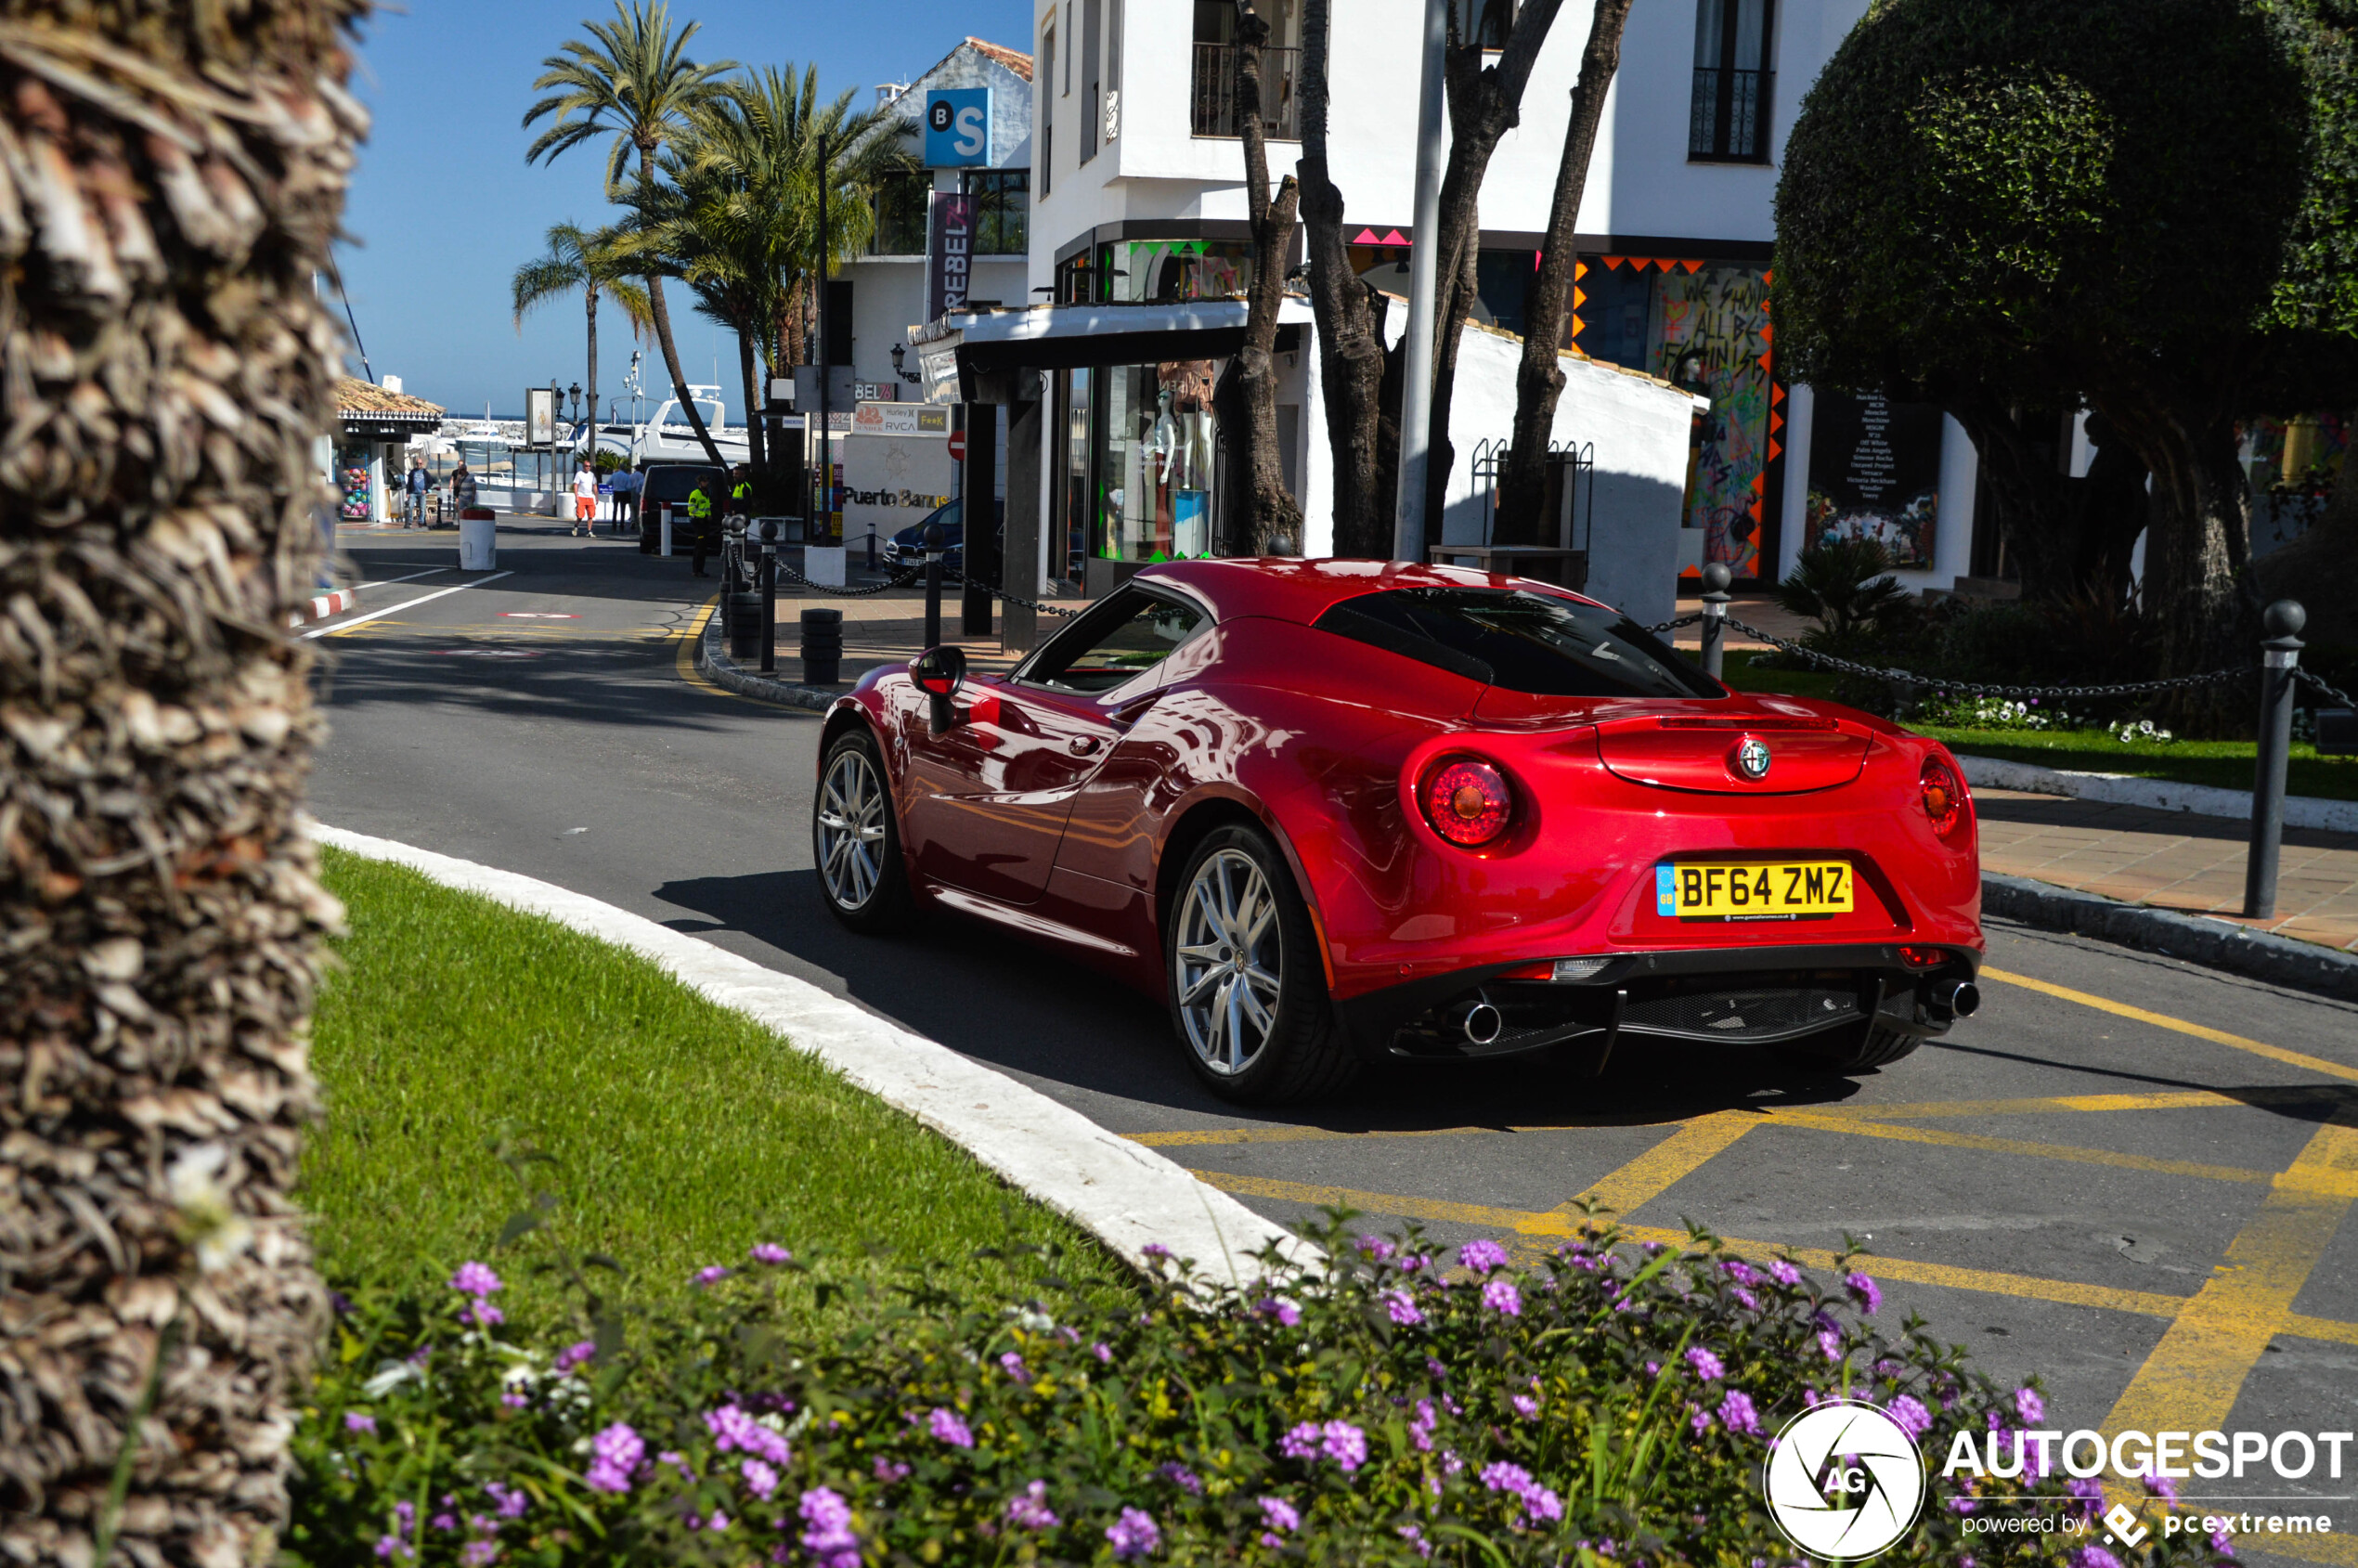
(873, 1458), (910, 1483)
(1482, 1460), (1534, 1495)
(1691, 1404), (1716, 1434)
(1106, 1507), (1161, 1561)
(1817, 1326), (1844, 1362)
(583, 1422), (642, 1494)
(2015, 1386), (2044, 1425)
(1769, 1259), (1803, 1286)
(1255, 1296), (1302, 1327)
(2143, 1470), (2180, 1505)
(1458, 1238), (1509, 1273)
(1280, 1422), (1320, 1460)
(1482, 1278), (1522, 1316)
(740, 1459), (779, 1500)
(552, 1341), (596, 1375)
(344, 1411), (377, 1434)
(797, 1487), (860, 1568)
(1140, 1242), (1173, 1263)
(705, 1511), (730, 1532)
(750, 1242), (792, 1264)
(1258, 1497), (1302, 1533)
(706, 1405), (792, 1467)
(1358, 1236), (1396, 1262)
(1409, 1399), (1438, 1453)
(2211, 1526), (2236, 1557)
(1321, 1419), (1369, 1471)
(1398, 1523), (1433, 1560)
(1722, 1260), (1758, 1286)
(1093, 1341), (1112, 1362)
(1000, 1352), (1030, 1382)
(1733, 1287), (1760, 1312)
(1385, 1289), (1425, 1327)
(499, 1391), (526, 1409)
(1686, 1346), (1726, 1381)
(2070, 1549), (2123, 1568)
(1845, 1271), (1883, 1315)
(430, 1513), (457, 1534)
(1005, 1480), (1059, 1530)
(447, 1262), (501, 1298)
(461, 1301), (504, 1329)
(1719, 1390), (1762, 1436)
(928, 1407), (975, 1449)
(1511, 1393), (1540, 1419)
(1158, 1462), (1202, 1496)
(458, 1542), (498, 1567)
(2065, 1477), (2105, 1519)
(484, 1484), (527, 1521)
(1887, 1395), (1932, 1439)
(693, 1264), (731, 1287)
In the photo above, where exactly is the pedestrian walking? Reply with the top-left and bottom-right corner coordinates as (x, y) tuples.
(404, 455), (432, 525)
(609, 465), (640, 533)
(449, 460), (478, 520)
(687, 473), (717, 577)
(572, 460), (599, 537)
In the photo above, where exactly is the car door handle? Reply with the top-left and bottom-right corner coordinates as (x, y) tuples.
(1068, 735), (1101, 757)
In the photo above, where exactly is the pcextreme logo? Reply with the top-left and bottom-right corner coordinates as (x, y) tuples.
(1763, 1399), (1927, 1562)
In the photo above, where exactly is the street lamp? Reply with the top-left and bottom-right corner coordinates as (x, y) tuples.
(889, 343), (922, 384)
(568, 382), (583, 423)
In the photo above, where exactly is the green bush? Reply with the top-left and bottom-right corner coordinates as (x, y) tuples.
(287, 1213), (2228, 1566)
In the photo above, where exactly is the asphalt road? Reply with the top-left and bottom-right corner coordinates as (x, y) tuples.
(309, 528), (2358, 1568)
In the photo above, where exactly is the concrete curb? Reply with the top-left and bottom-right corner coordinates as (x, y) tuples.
(310, 823), (1302, 1286)
(1957, 754), (2358, 834)
(1982, 872), (2358, 1002)
(696, 615), (842, 711)
(288, 588), (357, 628)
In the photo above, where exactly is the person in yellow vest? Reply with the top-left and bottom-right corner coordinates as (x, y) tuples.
(729, 464), (753, 520)
(686, 475), (717, 577)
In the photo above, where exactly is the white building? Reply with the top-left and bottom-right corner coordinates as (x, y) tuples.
(913, 0), (2020, 631)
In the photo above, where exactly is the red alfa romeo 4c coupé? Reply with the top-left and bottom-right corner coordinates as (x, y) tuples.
(812, 560), (1981, 1103)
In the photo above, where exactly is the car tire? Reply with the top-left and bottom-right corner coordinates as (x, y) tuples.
(1165, 823), (1356, 1105)
(1774, 1023), (1922, 1073)
(813, 728), (914, 933)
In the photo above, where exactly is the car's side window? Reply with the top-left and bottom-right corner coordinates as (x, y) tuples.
(1019, 588), (1207, 695)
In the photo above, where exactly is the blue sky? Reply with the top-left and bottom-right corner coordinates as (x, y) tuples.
(338, 0), (1032, 418)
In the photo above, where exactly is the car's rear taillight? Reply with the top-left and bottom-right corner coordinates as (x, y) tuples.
(1419, 756), (1515, 848)
(1922, 755), (1969, 840)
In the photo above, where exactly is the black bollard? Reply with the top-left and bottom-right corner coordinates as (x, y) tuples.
(1699, 561), (1732, 682)
(923, 521), (945, 652)
(2245, 600), (2306, 918)
(758, 538), (778, 674)
(800, 607), (843, 684)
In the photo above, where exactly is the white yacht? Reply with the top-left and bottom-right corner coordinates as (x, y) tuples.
(590, 385), (750, 467)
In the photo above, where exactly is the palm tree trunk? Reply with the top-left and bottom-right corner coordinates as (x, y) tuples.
(637, 144), (728, 468)
(586, 279), (600, 451)
(738, 330), (768, 484)
(0, 11), (358, 1567)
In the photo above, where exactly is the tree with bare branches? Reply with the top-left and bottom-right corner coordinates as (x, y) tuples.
(1496, 0), (1633, 543)
(0, 3), (369, 1564)
(1224, 1), (1303, 555)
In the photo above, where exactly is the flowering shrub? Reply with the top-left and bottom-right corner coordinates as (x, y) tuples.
(287, 1217), (2230, 1565)
(1917, 693), (2082, 732)
(2109, 718), (2176, 745)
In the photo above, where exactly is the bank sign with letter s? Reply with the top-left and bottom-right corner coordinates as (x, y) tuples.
(925, 88), (991, 166)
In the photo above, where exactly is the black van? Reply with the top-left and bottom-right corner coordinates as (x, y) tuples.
(637, 465), (726, 555)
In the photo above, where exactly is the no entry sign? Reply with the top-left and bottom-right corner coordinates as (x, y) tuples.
(947, 429), (966, 464)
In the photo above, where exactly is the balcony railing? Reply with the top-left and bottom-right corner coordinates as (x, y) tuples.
(1689, 66), (1772, 162)
(1191, 43), (1301, 139)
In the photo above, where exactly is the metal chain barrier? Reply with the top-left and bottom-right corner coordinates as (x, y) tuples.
(772, 562), (924, 598)
(944, 568), (1081, 619)
(1718, 614), (2256, 702)
(2298, 667), (2356, 709)
(1645, 612), (1705, 636)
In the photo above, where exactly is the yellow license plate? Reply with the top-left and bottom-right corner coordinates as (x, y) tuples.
(1658, 862), (1853, 920)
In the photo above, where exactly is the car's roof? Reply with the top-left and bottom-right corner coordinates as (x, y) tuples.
(1133, 557), (1610, 624)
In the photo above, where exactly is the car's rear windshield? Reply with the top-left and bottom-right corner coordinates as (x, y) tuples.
(641, 468), (720, 502)
(1313, 587), (1724, 699)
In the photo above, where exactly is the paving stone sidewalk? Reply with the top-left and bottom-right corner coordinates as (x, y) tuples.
(1976, 786), (2358, 953)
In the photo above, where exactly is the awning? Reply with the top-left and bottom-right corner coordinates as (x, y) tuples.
(912, 298), (1313, 401)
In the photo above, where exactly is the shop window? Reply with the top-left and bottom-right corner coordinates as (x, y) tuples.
(1689, 0), (1774, 162)
(1082, 0), (1103, 163)
(970, 171), (1030, 256)
(1191, 0), (1300, 138)
(1058, 361), (1222, 572)
(1108, 240), (1252, 303)
(1040, 25), (1055, 195)
(871, 173), (929, 255)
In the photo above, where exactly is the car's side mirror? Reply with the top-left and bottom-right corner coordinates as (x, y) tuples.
(911, 644), (966, 733)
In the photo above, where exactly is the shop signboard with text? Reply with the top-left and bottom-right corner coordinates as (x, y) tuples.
(1806, 391), (1943, 568)
(841, 401), (954, 550)
(924, 88), (991, 166)
(927, 191), (977, 324)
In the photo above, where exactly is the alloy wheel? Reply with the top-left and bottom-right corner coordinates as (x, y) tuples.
(816, 748), (888, 909)
(1174, 848), (1284, 1076)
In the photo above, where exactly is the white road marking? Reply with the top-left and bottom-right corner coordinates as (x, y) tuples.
(302, 571), (513, 639)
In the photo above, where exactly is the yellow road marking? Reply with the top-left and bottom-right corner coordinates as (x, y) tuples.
(2102, 1114), (2358, 1444)
(2259, 1535), (2358, 1568)
(1191, 1169), (2192, 1320)
(1126, 1124), (1507, 1149)
(1766, 1109), (2288, 1190)
(1555, 1110), (1761, 1220)
(1983, 966), (2358, 1083)
(1846, 1088), (2321, 1120)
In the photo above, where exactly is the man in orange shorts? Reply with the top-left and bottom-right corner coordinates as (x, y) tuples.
(571, 460), (599, 537)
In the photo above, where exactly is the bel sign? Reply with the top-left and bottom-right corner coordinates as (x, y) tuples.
(924, 87), (991, 166)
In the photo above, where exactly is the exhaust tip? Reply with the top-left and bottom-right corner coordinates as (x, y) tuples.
(1936, 979), (1981, 1019)
(1461, 1002), (1503, 1046)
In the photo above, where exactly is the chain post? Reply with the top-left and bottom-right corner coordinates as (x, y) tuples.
(1698, 562), (1732, 681)
(758, 526), (779, 675)
(923, 521), (945, 652)
(2245, 600), (2306, 919)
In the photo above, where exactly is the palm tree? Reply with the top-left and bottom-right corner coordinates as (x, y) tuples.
(512, 221), (653, 450)
(0, 6), (362, 1567)
(523, 0), (735, 466)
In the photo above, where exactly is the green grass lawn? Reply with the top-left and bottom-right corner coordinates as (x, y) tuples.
(304, 848), (1130, 1325)
(1704, 651), (2358, 801)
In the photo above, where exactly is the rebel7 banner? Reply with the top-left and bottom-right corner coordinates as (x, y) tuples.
(926, 191), (976, 324)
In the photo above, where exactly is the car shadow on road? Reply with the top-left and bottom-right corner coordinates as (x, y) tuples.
(653, 868), (1884, 1133)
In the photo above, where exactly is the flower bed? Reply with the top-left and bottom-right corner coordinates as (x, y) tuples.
(288, 1214), (2227, 1565)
